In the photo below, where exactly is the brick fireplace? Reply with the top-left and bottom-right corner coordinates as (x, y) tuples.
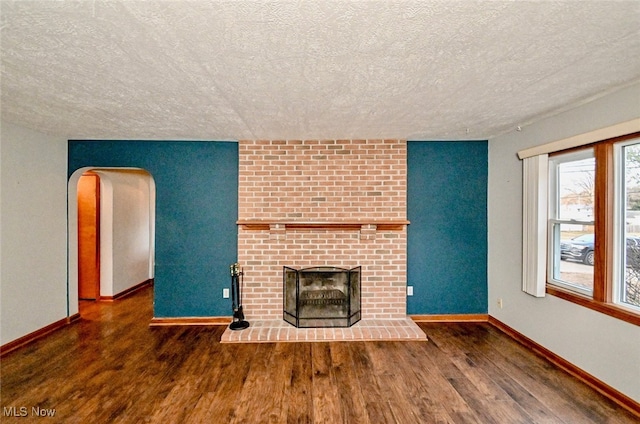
(236, 139), (409, 322)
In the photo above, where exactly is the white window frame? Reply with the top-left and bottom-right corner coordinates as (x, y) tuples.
(547, 149), (595, 296)
(613, 139), (640, 312)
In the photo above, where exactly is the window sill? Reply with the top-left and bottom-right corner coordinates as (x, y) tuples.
(546, 285), (640, 326)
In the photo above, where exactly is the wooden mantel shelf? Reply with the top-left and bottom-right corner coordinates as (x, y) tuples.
(237, 220), (410, 231)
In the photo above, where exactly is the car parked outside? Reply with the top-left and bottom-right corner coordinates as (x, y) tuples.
(560, 234), (640, 268)
(560, 234), (594, 265)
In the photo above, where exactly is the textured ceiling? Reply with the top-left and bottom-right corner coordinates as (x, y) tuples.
(1, 1), (640, 141)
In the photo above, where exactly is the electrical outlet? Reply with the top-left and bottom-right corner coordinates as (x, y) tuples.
(407, 286), (414, 296)
(223, 288), (230, 299)
(497, 298), (503, 309)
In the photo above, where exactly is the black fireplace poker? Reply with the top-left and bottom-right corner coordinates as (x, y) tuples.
(229, 263), (250, 331)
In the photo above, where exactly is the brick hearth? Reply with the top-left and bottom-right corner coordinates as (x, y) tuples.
(221, 318), (426, 343)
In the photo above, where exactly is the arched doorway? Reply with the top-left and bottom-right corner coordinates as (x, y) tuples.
(68, 168), (156, 315)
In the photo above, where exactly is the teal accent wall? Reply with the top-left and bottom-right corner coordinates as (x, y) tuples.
(407, 141), (488, 314)
(68, 141), (238, 317)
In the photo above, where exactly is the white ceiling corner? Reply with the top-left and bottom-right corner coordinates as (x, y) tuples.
(1, 0), (639, 141)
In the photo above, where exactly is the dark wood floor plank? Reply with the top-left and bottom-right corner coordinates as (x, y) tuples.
(182, 341), (255, 423)
(283, 342), (313, 424)
(1, 287), (637, 424)
(379, 341), (458, 423)
(310, 343), (343, 424)
(366, 341), (449, 423)
(416, 334), (530, 423)
(404, 342), (484, 423)
(423, 323), (639, 424)
(432, 322), (596, 423)
(424, 323), (540, 423)
(348, 342), (400, 423)
(478, 324), (639, 424)
(427, 323), (569, 424)
(231, 342), (294, 424)
(328, 343), (371, 424)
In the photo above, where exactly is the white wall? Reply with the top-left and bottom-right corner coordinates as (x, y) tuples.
(94, 169), (153, 296)
(488, 83), (640, 402)
(0, 122), (68, 346)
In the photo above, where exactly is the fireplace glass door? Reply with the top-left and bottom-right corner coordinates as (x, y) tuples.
(283, 266), (361, 328)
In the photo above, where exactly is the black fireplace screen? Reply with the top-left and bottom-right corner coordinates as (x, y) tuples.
(283, 266), (361, 328)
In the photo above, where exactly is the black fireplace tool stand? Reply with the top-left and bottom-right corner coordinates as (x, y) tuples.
(229, 263), (250, 330)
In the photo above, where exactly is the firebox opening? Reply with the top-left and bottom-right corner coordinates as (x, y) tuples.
(283, 266), (361, 328)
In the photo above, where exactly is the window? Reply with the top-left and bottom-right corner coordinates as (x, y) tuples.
(546, 134), (640, 325)
(617, 141), (640, 309)
(548, 149), (595, 296)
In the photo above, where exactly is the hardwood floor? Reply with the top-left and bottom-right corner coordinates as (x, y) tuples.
(1, 286), (637, 423)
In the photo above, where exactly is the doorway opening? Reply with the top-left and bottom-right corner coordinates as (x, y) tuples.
(68, 168), (156, 317)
